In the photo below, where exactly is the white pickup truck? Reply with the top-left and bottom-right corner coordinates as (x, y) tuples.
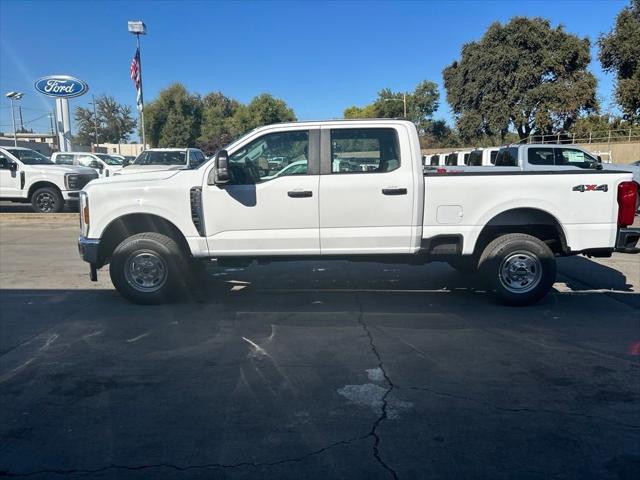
(77, 120), (640, 305)
(1, 146), (98, 213)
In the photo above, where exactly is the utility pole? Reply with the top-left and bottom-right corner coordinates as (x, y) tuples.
(403, 93), (407, 119)
(48, 113), (55, 135)
(91, 94), (99, 150)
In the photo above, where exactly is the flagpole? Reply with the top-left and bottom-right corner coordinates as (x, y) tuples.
(136, 33), (146, 148)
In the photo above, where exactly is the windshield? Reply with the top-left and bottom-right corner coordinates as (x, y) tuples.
(95, 154), (122, 166)
(133, 150), (186, 166)
(6, 148), (53, 165)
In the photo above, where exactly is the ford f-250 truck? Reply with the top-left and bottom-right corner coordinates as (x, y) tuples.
(1, 146), (98, 213)
(77, 120), (640, 305)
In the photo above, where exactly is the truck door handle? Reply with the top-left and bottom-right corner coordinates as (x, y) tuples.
(287, 190), (313, 198)
(382, 188), (407, 195)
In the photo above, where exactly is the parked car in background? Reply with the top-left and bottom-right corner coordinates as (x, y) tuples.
(118, 148), (206, 175)
(0, 146), (98, 213)
(261, 159), (308, 180)
(466, 147), (500, 166)
(52, 152), (123, 178)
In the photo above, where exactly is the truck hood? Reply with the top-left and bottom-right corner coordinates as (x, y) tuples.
(87, 169), (181, 187)
(118, 165), (187, 175)
(30, 164), (96, 175)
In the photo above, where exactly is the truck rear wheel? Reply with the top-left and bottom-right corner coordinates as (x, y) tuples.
(479, 233), (556, 306)
(31, 186), (63, 213)
(110, 232), (189, 305)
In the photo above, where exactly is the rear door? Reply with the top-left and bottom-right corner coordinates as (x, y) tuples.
(203, 128), (321, 255)
(318, 126), (415, 254)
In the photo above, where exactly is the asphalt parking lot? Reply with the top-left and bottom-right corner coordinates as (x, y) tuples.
(1, 210), (639, 479)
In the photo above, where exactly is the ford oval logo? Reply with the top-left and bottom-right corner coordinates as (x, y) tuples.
(34, 75), (89, 98)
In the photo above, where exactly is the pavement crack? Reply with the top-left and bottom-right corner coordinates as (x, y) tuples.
(0, 435), (368, 478)
(355, 294), (399, 480)
(405, 385), (640, 429)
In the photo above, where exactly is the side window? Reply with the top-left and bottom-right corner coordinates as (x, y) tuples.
(228, 130), (309, 184)
(331, 128), (400, 174)
(78, 154), (100, 168)
(490, 150), (498, 165)
(0, 153), (10, 169)
(463, 153), (470, 165)
(430, 155), (439, 166)
(528, 148), (555, 165)
(55, 154), (75, 166)
(445, 153), (457, 166)
(556, 148), (595, 168)
(468, 151), (482, 166)
(494, 148), (518, 166)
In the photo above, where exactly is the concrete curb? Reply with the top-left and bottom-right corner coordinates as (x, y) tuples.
(0, 213), (78, 223)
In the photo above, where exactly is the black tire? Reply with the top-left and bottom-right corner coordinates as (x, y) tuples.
(109, 232), (190, 305)
(31, 186), (63, 213)
(447, 256), (478, 274)
(478, 233), (556, 306)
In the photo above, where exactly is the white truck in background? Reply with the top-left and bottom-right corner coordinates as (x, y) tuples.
(0, 146), (98, 213)
(77, 120), (640, 306)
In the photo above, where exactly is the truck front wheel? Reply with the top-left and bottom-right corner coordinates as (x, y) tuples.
(31, 186), (63, 213)
(479, 233), (556, 306)
(110, 232), (189, 304)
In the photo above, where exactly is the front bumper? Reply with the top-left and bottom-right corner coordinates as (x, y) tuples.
(62, 191), (81, 201)
(78, 236), (100, 264)
(615, 227), (640, 254)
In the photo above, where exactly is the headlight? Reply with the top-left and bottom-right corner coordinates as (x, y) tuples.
(79, 191), (90, 237)
(65, 173), (79, 190)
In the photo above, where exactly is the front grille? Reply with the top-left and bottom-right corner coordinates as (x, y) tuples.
(76, 173), (98, 189)
(190, 187), (205, 236)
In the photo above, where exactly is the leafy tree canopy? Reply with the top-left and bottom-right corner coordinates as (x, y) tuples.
(74, 95), (136, 146)
(444, 17), (598, 141)
(599, 0), (640, 122)
(343, 80), (440, 131)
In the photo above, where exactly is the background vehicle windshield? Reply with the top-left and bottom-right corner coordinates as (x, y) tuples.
(6, 149), (53, 165)
(96, 154), (122, 166)
(133, 151), (186, 166)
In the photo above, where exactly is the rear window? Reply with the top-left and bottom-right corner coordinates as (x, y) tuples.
(445, 153), (458, 166)
(330, 128), (400, 174)
(430, 155), (439, 166)
(490, 150), (498, 165)
(134, 151), (186, 166)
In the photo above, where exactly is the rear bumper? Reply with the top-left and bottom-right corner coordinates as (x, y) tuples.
(615, 227), (640, 254)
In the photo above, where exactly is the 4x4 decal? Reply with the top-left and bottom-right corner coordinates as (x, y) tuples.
(573, 184), (608, 192)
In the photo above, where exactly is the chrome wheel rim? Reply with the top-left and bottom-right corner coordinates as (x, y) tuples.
(124, 250), (168, 293)
(499, 251), (542, 294)
(36, 192), (56, 212)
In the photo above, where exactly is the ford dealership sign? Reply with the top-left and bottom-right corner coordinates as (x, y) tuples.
(34, 75), (88, 98)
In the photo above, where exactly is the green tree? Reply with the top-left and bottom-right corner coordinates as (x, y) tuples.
(444, 17), (598, 141)
(229, 93), (296, 136)
(74, 95), (136, 145)
(197, 92), (240, 155)
(599, 0), (640, 122)
(143, 83), (202, 147)
(344, 80), (440, 131)
(343, 104), (377, 119)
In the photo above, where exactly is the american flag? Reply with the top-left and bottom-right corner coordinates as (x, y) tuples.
(130, 47), (143, 111)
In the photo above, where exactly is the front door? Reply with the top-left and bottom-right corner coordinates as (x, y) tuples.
(0, 151), (21, 197)
(203, 128), (321, 255)
(318, 126), (415, 254)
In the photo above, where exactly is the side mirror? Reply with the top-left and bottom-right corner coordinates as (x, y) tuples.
(9, 162), (18, 172)
(123, 159), (130, 167)
(589, 161), (603, 170)
(597, 155), (602, 162)
(209, 149), (229, 184)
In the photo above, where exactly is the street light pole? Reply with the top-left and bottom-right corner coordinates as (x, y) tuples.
(5, 91), (24, 147)
(403, 93), (407, 118)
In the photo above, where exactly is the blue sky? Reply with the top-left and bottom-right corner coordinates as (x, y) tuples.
(0, 0), (629, 139)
